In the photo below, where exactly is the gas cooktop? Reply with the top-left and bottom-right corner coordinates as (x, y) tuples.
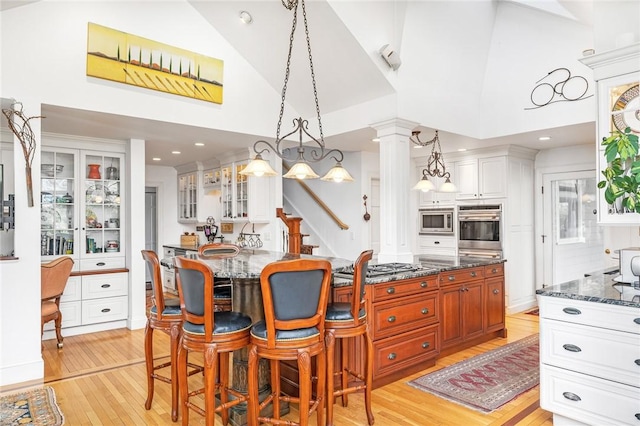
(337, 262), (423, 278)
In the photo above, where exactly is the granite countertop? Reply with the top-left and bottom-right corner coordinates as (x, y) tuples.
(536, 274), (640, 309)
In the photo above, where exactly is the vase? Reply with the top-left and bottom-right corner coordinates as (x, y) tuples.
(88, 164), (101, 179)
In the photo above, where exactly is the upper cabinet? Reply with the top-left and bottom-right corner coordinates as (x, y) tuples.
(177, 170), (198, 223)
(416, 161), (456, 206)
(581, 43), (640, 224)
(454, 156), (506, 200)
(221, 161), (248, 221)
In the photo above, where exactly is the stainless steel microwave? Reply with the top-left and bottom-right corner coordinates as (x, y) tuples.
(419, 208), (454, 235)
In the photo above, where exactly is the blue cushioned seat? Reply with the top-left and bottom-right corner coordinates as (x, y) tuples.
(150, 304), (182, 316)
(250, 320), (319, 341)
(325, 302), (366, 322)
(182, 311), (252, 335)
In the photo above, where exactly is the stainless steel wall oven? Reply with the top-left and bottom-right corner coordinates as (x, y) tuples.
(458, 204), (502, 258)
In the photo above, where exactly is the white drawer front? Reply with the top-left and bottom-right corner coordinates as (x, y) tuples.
(163, 247), (176, 257)
(43, 301), (82, 330)
(418, 235), (456, 249)
(81, 296), (128, 324)
(541, 319), (640, 387)
(79, 257), (126, 271)
(539, 296), (640, 335)
(540, 364), (640, 426)
(60, 276), (81, 302)
(83, 273), (128, 300)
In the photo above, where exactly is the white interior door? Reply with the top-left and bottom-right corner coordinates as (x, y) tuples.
(542, 171), (603, 287)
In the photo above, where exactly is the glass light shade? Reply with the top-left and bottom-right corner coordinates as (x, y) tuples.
(321, 162), (354, 182)
(283, 161), (320, 179)
(439, 177), (457, 193)
(413, 177), (435, 192)
(239, 154), (278, 177)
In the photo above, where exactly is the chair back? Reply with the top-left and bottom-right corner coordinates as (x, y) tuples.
(350, 250), (373, 322)
(41, 256), (74, 301)
(174, 256), (217, 341)
(260, 258), (332, 349)
(141, 250), (171, 319)
(198, 243), (240, 257)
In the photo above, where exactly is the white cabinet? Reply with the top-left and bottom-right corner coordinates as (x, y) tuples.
(416, 163), (456, 206)
(538, 296), (640, 426)
(454, 156), (506, 200)
(580, 44), (640, 225)
(177, 170), (198, 223)
(221, 160), (272, 223)
(203, 168), (221, 189)
(417, 235), (457, 256)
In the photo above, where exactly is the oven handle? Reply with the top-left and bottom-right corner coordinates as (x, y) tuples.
(458, 214), (500, 221)
(459, 250), (502, 259)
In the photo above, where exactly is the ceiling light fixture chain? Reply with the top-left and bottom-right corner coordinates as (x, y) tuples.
(411, 130), (457, 193)
(240, 0), (353, 182)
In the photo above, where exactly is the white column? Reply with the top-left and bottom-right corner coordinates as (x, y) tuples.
(372, 118), (417, 264)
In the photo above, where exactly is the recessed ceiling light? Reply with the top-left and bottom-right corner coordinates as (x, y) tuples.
(538, 136), (551, 141)
(171, 151), (181, 154)
(152, 157), (161, 161)
(194, 142), (205, 147)
(371, 138), (380, 143)
(239, 11), (253, 24)
(457, 148), (467, 152)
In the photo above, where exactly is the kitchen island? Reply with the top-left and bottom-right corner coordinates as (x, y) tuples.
(536, 275), (640, 426)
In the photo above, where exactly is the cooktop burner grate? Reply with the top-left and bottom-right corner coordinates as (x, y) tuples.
(338, 262), (422, 277)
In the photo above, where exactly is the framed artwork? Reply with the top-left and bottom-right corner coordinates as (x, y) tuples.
(86, 23), (223, 104)
(220, 222), (234, 234)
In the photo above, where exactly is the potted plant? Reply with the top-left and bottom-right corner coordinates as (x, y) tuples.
(598, 126), (640, 213)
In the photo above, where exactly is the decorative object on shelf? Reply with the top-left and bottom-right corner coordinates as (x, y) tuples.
(86, 184), (105, 204)
(363, 194), (371, 221)
(525, 67), (592, 110)
(87, 163), (101, 179)
(597, 126), (640, 213)
(411, 130), (457, 193)
(41, 163), (63, 177)
(240, 0), (353, 183)
(106, 162), (119, 180)
(221, 222), (234, 234)
(612, 83), (639, 133)
(204, 216), (219, 242)
(2, 99), (44, 207)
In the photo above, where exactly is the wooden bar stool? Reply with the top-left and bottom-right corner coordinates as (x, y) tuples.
(325, 250), (374, 426)
(142, 250), (202, 422)
(198, 243), (241, 313)
(174, 255), (253, 426)
(247, 258), (332, 426)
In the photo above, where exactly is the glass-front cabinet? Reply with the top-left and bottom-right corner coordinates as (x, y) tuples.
(178, 171), (198, 223)
(221, 161), (248, 221)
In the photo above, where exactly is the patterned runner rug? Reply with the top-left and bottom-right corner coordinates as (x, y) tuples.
(0, 386), (64, 425)
(408, 335), (539, 413)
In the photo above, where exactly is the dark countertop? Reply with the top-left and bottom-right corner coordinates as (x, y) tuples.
(163, 243), (200, 252)
(536, 274), (640, 309)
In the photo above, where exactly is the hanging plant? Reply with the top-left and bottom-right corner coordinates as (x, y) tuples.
(597, 126), (640, 213)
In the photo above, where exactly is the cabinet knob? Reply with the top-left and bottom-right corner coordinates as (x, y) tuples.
(562, 307), (582, 315)
(101, 284), (111, 289)
(420, 281), (428, 288)
(634, 318), (640, 325)
(421, 308), (429, 315)
(101, 308), (111, 313)
(387, 352), (397, 360)
(448, 276), (455, 281)
(491, 268), (498, 274)
(470, 271), (477, 277)
(421, 342), (430, 349)
(562, 344), (582, 353)
(492, 289), (499, 295)
(387, 316), (396, 323)
(386, 287), (395, 294)
(96, 262), (106, 267)
(635, 414), (640, 421)
(634, 359), (640, 366)
(562, 392), (581, 402)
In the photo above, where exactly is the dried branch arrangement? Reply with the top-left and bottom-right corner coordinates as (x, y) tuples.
(2, 100), (44, 207)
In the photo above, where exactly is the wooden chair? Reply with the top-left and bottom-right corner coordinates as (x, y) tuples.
(174, 256), (253, 426)
(142, 250), (203, 422)
(325, 250), (374, 425)
(247, 258), (332, 426)
(41, 256), (74, 349)
(197, 243), (241, 313)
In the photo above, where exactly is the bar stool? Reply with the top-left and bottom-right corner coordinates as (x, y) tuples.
(142, 250), (202, 422)
(325, 250), (374, 426)
(198, 243), (241, 313)
(247, 258), (332, 426)
(174, 256), (253, 426)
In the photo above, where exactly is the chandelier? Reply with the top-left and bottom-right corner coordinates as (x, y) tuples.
(411, 130), (457, 192)
(240, 0), (353, 182)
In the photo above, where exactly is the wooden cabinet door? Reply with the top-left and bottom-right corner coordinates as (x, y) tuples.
(485, 276), (505, 332)
(440, 285), (463, 348)
(462, 280), (484, 340)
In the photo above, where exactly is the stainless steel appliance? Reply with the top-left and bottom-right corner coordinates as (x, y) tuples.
(418, 208), (454, 235)
(458, 204), (502, 258)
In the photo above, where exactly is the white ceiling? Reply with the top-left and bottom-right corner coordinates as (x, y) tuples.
(2, 0), (598, 168)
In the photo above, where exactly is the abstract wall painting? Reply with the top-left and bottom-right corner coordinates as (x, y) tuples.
(86, 22), (223, 104)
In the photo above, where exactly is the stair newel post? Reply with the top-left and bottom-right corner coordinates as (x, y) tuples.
(276, 208), (302, 254)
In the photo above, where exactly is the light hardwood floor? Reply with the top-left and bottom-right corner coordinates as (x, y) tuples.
(2, 312), (551, 425)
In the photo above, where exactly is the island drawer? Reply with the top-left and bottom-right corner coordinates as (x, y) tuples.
(374, 324), (439, 379)
(439, 267), (484, 286)
(484, 263), (504, 277)
(371, 276), (438, 302)
(539, 297), (640, 335)
(372, 293), (438, 339)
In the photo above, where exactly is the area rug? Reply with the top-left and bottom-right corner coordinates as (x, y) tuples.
(408, 335), (539, 413)
(0, 386), (64, 425)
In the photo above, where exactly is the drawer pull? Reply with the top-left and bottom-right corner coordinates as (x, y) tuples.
(562, 307), (582, 315)
(387, 352), (397, 361)
(96, 262), (106, 267)
(634, 318), (640, 325)
(563, 344), (582, 353)
(420, 281), (428, 288)
(101, 284), (111, 289)
(470, 271), (477, 278)
(491, 268), (498, 273)
(635, 413), (640, 421)
(421, 308), (429, 315)
(562, 392), (581, 402)
(422, 342), (430, 349)
(448, 275), (455, 281)
(387, 316), (396, 323)
(101, 308), (111, 313)
(635, 359), (640, 366)
(492, 289), (499, 295)
(386, 287), (395, 294)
